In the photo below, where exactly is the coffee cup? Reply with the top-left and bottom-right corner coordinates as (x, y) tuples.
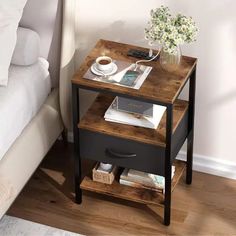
(96, 56), (113, 72)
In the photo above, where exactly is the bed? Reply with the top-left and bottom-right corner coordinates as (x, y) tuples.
(0, 58), (51, 159)
(0, 0), (64, 218)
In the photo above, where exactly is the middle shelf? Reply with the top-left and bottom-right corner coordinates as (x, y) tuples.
(79, 94), (189, 147)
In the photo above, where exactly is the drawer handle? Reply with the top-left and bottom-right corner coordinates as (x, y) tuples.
(106, 148), (137, 159)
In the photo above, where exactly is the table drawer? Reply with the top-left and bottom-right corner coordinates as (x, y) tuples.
(80, 129), (165, 176)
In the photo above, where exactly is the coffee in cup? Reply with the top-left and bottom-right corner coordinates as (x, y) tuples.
(96, 56), (113, 72)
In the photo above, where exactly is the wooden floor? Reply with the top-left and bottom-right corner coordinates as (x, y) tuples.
(8, 141), (236, 235)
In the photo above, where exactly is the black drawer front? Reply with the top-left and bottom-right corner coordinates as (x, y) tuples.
(80, 130), (165, 176)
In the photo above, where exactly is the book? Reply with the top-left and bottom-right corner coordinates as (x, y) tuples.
(128, 166), (175, 189)
(117, 97), (154, 117)
(120, 167), (175, 190)
(120, 168), (164, 190)
(83, 60), (152, 90)
(104, 97), (166, 129)
(128, 166), (175, 179)
(119, 179), (163, 193)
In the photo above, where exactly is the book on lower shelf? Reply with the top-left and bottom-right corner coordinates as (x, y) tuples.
(119, 166), (175, 193)
(119, 179), (163, 193)
(104, 97), (166, 129)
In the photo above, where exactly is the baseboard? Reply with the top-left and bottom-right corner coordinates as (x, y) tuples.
(177, 151), (236, 180)
(67, 132), (236, 180)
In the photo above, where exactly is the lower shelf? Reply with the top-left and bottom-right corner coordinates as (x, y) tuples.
(80, 160), (186, 206)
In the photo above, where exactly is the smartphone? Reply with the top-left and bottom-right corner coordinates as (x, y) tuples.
(119, 70), (140, 87)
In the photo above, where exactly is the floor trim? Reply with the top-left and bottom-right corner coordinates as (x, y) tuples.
(177, 151), (236, 180)
(68, 132), (236, 180)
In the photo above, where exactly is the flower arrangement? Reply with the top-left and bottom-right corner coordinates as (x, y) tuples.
(145, 6), (198, 54)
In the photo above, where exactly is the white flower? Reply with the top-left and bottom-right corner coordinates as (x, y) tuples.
(145, 6), (198, 54)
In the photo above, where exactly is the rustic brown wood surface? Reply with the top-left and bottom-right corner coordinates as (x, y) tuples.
(72, 39), (197, 104)
(79, 94), (188, 147)
(80, 160), (185, 206)
(8, 142), (236, 235)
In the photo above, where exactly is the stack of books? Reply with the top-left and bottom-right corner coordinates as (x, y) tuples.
(104, 97), (166, 129)
(119, 166), (175, 193)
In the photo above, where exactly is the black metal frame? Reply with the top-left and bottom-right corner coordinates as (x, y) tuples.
(71, 66), (196, 225)
(164, 103), (173, 225)
(72, 84), (82, 204)
(186, 67), (196, 185)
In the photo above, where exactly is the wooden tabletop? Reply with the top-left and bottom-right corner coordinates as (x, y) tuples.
(72, 39), (197, 105)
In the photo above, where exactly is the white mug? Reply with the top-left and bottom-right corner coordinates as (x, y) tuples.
(96, 56), (113, 72)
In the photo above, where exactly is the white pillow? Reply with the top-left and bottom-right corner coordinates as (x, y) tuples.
(11, 27), (40, 66)
(0, 0), (28, 86)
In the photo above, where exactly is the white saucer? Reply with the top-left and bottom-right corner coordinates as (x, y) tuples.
(91, 62), (118, 76)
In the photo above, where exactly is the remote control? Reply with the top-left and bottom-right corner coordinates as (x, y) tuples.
(127, 49), (159, 61)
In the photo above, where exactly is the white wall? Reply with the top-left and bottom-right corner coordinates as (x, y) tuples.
(75, 0), (236, 166)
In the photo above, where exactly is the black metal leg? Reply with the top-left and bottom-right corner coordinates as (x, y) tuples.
(186, 67), (196, 185)
(61, 129), (68, 146)
(72, 84), (82, 204)
(164, 104), (173, 226)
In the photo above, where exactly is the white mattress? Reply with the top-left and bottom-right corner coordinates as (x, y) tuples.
(0, 58), (51, 160)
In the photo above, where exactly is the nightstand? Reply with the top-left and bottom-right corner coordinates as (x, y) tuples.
(71, 39), (197, 226)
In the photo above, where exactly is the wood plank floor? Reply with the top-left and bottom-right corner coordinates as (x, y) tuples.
(8, 141), (236, 235)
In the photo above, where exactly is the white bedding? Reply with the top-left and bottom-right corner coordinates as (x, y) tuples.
(0, 58), (51, 160)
